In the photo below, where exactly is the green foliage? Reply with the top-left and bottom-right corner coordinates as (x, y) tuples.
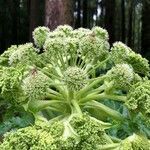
(0, 25), (150, 149)
(0, 106), (34, 138)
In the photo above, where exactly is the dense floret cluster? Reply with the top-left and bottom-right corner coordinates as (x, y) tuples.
(63, 66), (88, 91)
(0, 115), (114, 150)
(0, 25), (150, 149)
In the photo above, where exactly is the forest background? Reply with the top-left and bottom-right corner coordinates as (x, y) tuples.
(0, 0), (150, 59)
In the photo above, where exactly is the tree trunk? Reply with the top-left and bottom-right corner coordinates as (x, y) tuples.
(127, 0), (134, 47)
(74, 0), (81, 28)
(104, 0), (116, 44)
(82, 0), (88, 28)
(121, 0), (125, 43)
(142, 0), (150, 58)
(7, 0), (19, 45)
(29, 0), (40, 41)
(45, 0), (74, 30)
(0, 1), (6, 52)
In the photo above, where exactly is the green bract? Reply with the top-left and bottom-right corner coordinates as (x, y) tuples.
(0, 25), (149, 149)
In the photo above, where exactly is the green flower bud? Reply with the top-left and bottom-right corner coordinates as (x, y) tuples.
(43, 37), (64, 56)
(8, 43), (37, 65)
(33, 26), (50, 48)
(121, 133), (150, 150)
(106, 64), (135, 90)
(48, 31), (66, 38)
(65, 37), (79, 54)
(22, 69), (50, 100)
(0, 126), (54, 149)
(55, 25), (73, 36)
(1, 45), (17, 58)
(0, 45), (17, 66)
(79, 35), (109, 61)
(111, 42), (150, 76)
(0, 66), (26, 105)
(126, 80), (150, 116)
(71, 28), (92, 39)
(92, 26), (109, 40)
(63, 66), (88, 91)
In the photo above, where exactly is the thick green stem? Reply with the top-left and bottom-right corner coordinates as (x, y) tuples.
(79, 53), (91, 68)
(71, 99), (82, 115)
(49, 115), (67, 124)
(79, 92), (126, 103)
(87, 57), (110, 74)
(76, 75), (106, 99)
(34, 113), (48, 123)
(40, 68), (60, 80)
(68, 89), (82, 115)
(110, 136), (122, 143)
(46, 93), (64, 100)
(52, 82), (68, 100)
(54, 52), (65, 69)
(97, 143), (120, 150)
(28, 100), (67, 113)
(85, 101), (125, 121)
(89, 116), (112, 129)
(88, 84), (105, 94)
(47, 88), (63, 97)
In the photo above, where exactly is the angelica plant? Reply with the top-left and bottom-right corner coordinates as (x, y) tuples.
(0, 25), (150, 149)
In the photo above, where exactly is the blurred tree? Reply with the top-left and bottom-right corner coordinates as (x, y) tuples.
(104, 0), (116, 44)
(0, 0), (149, 59)
(29, 0), (40, 41)
(0, 0), (30, 52)
(45, 0), (74, 30)
(121, 0), (125, 43)
(127, 0), (134, 48)
(74, 0), (81, 28)
(7, 0), (20, 45)
(29, 0), (45, 41)
(142, 0), (150, 59)
(0, 0), (7, 51)
(82, 0), (88, 28)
